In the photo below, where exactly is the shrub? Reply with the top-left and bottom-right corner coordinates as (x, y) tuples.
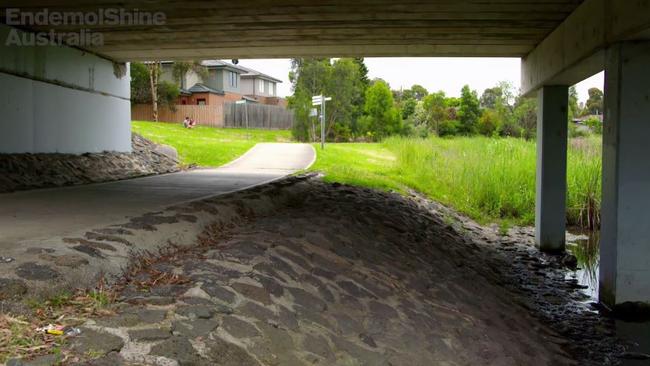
(497, 119), (523, 138)
(438, 120), (460, 137)
(478, 110), (499, 136)
(584, 117), (603, 134)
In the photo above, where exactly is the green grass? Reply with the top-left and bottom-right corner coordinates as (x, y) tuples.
(132, 121), (292, 167)
(311, 135), (602, 228)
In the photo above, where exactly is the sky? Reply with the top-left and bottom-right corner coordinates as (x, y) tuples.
(236, 58), (604, 104)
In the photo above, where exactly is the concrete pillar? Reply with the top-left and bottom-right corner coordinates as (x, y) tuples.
(600, 41), (650, 308)
(535, 85), (569, 253)
(0, 25), (131, 154)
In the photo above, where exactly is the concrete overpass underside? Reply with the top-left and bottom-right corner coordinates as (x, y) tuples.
(1, 0), (650, 309)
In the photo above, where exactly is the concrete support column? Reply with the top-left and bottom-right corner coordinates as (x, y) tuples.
(600, 41), (650, 308)
(0, 25), (131, 154)
(535, 85), (569, 253)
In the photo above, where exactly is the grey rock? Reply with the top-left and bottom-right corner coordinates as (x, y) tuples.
(176, 305), (215, 319)
(221, 316), (260, 338)
(154, 144), (179, 161)
(71, 328), (124, 355)
(0, 278), (28, 299)
(15, 262), (59, 280)
(172, 319), (219, 338)
(202, 284), (237, 304)
(207, 337), (262, 366)
(150, 337), (204, 365)
(128, 328), (171, 341)
(53, 254), (89, 267)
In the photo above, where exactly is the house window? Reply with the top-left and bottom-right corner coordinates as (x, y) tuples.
(272, 83), (276, 96)
(229, 71), (238, 88)
(258, 79), (264, 93)
(197, 99), (206, 105)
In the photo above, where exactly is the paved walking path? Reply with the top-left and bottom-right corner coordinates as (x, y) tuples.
(0, 143), (315, 247)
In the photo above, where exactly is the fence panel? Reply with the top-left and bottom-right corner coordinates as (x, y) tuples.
(223, 102), (294, 130)
(131, 104), (224, 127)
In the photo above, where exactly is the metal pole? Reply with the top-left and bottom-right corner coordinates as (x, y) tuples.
(321, 96), (325, 150)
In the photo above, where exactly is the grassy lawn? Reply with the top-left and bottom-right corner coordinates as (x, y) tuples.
(132, 121), (291, 167)
(310, 136), (602, 228)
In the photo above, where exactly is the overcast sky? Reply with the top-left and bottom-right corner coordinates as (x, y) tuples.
(236, 58), (604, 104)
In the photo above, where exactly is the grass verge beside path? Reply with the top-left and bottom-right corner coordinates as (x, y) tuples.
(132, 121), (291, 167)
(310, 136), (602, 229)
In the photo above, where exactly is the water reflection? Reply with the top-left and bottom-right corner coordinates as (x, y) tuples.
(567, 231), (600, 299)
(567, 231), (650, 363)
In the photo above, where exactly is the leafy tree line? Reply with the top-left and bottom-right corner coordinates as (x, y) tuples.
(289, 59), (603, 142)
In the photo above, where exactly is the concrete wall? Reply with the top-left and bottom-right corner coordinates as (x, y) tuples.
(0, 25), (131, 154)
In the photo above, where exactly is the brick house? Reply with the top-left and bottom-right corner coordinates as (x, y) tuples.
(160, 60), (285, 107)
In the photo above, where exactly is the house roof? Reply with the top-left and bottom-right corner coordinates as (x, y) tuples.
(236, 64), (283, 83)
(200, 60), (248, 74)
(187, 83), (225, 95)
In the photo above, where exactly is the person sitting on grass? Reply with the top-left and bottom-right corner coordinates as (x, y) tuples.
(183, 116), (191, 128)
(188, 118), (196, 129)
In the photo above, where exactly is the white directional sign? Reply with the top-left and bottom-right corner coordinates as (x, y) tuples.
(312, 95), (332, 106)
(312, 95), (331, 150)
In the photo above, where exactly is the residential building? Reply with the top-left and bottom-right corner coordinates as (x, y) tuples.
(159, 60), (285, 107)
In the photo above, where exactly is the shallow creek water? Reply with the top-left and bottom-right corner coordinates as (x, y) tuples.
(567, 232), (650, 364)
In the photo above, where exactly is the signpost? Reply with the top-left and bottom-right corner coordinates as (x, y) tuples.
(312, 95), (331, 150)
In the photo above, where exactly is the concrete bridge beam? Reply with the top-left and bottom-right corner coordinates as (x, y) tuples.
(0, 25), (131, 154)
(600, 41), (650, 308)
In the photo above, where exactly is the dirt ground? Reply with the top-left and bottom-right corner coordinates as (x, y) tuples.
(5, 177), (623, 365)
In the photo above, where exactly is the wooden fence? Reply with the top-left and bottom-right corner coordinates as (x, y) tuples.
(131, 103), (294, 130)
(223, 102), (294, 130)
(131, 104), (224, 127)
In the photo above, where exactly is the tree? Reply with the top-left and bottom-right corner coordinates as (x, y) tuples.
(422, 91), (447, 133)
(408, 84), (429, 101)
(130, 62), (151, 104)
(584, 87), (603, 115)
(480, 87), (503, 109)
(288, 58), (366, 141)
(400, 97), (417, 120)
(458, 85), (480, 135)
(147, 61), (161, 121)
(324, 58), (365, 137)
(568, 85), (581, 122)
(512, 96), (537, 139)
(172, 61), (208, 89)
(361, 80), (402, 139)
(478, 109), (499, 136)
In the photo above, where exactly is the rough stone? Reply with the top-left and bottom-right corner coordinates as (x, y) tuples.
(71, 328), (124, 355)
(207, 337), (262, 366)
(15, 262), (59, 280)
(128, 328), (171, 342)
(231, 282), (272, 305)
(150, 337), (205, 365)
(0, 278), (28, 299)
(53, 254), (89, 267)
(172, 319), (219, 338)
(0, 133), (179, 193)
(221, 316), (260, 338)
(176, 305), (215, 319)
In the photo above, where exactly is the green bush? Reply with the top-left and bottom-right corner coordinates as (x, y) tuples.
(478, 110), (498, 136)
(497, 119), (523, 138)
(438, 120), (460, 137)
(584, 117), (603, 134)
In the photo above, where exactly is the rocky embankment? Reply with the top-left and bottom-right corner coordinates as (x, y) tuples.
(0, 134), (179, 193)
(3, 177), (623, 365)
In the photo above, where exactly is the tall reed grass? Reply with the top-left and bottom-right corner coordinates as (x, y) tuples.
(383, 135), (602, 228)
